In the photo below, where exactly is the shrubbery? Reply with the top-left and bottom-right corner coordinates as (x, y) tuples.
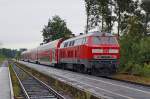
(119, 16), (150, 77)
(0, 54), (5, 64)
(119, 37), (150, 77)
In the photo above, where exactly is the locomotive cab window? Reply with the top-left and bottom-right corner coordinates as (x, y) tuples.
(92, 36), (118, 44)
(74, 38), (82, 46)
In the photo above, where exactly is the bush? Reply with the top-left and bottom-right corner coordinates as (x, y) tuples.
(120, 62), (150, 77)
(119, 37), (150, 77)
(118, 16), (150, 77)
(119, 61), (134, 73)
(141, 64), (150, 77)
(0, 54), (5, 63)
(138, 37), (150, 64)
(131, 64), (143, 76)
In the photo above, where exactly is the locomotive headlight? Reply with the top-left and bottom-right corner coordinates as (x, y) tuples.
(109, 49), (119, 53)
(92, 49), (103, 53)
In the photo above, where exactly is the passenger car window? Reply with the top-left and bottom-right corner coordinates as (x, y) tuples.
(64, 43), (65, 47)
(69, 41), (72, 46)
(64, 42), (68, 47)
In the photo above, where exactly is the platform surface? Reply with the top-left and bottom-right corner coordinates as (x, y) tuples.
(0, 61), (11, 99)
(19, 61), (150, 99)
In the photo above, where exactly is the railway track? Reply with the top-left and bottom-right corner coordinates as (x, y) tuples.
(11, 63), (65, 99)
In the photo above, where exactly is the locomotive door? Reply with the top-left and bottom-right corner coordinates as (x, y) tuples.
(52, 48), (55, 64)
(49, 49), (52, 63)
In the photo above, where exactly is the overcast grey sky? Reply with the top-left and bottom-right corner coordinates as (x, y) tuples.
(0, 0), (86, 49)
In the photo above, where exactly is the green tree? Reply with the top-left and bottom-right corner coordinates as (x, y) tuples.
(84, 0), (92, 33)
(84, 0), (99, 31)
(85, 0), (113, 32)
(0, 48), (19, 58)
(15, 51), (21, 60)
(114, 0), (139, 36)
(42, 15), (72, 43)
(84, 0), (138, 34)
(119, 16), (147, 73)
(141, 0), (150, 35)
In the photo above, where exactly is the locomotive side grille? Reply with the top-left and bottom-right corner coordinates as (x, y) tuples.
(93, 55), (114, 59)
(101, 55), (112, 59)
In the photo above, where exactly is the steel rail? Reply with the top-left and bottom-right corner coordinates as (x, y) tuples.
(11, 64), (30, 99)
(16, 63), (65, 99)
(12, 63), (65, 99)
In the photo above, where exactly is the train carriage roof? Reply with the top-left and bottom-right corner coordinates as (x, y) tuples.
(37, 38), (63, 51)
(21, 50), (30, 55)
(21, 38), (63, 54)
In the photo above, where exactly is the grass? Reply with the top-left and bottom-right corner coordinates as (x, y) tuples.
(0, 55), (5, 65)
(9, 63), (22, 98)
(119, 63), (150, 77)
(116, 63), (150, 85)
(112, 73), (150, 85)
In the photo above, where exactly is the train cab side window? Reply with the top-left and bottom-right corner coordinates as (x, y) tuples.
(82, 37), (87, 44)
(74, 39), (83, 46)
(79, 39), (82, 45)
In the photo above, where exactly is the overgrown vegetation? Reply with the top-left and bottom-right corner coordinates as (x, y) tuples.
(9, 63), (22, 98)
(113, 73), (150, 85)
(0, 54), (5, 64)
(119, 16), (150, 77)
(119, 37), (150, 77)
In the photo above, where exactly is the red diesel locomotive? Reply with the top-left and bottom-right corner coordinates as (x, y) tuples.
(21, 31), (120, 75)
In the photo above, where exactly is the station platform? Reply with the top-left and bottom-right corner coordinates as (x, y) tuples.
(19, 61), (150, 99)
(0, 61), (13, 99)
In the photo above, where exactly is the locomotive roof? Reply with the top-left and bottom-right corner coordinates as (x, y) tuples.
(63, 31), (113, 42)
